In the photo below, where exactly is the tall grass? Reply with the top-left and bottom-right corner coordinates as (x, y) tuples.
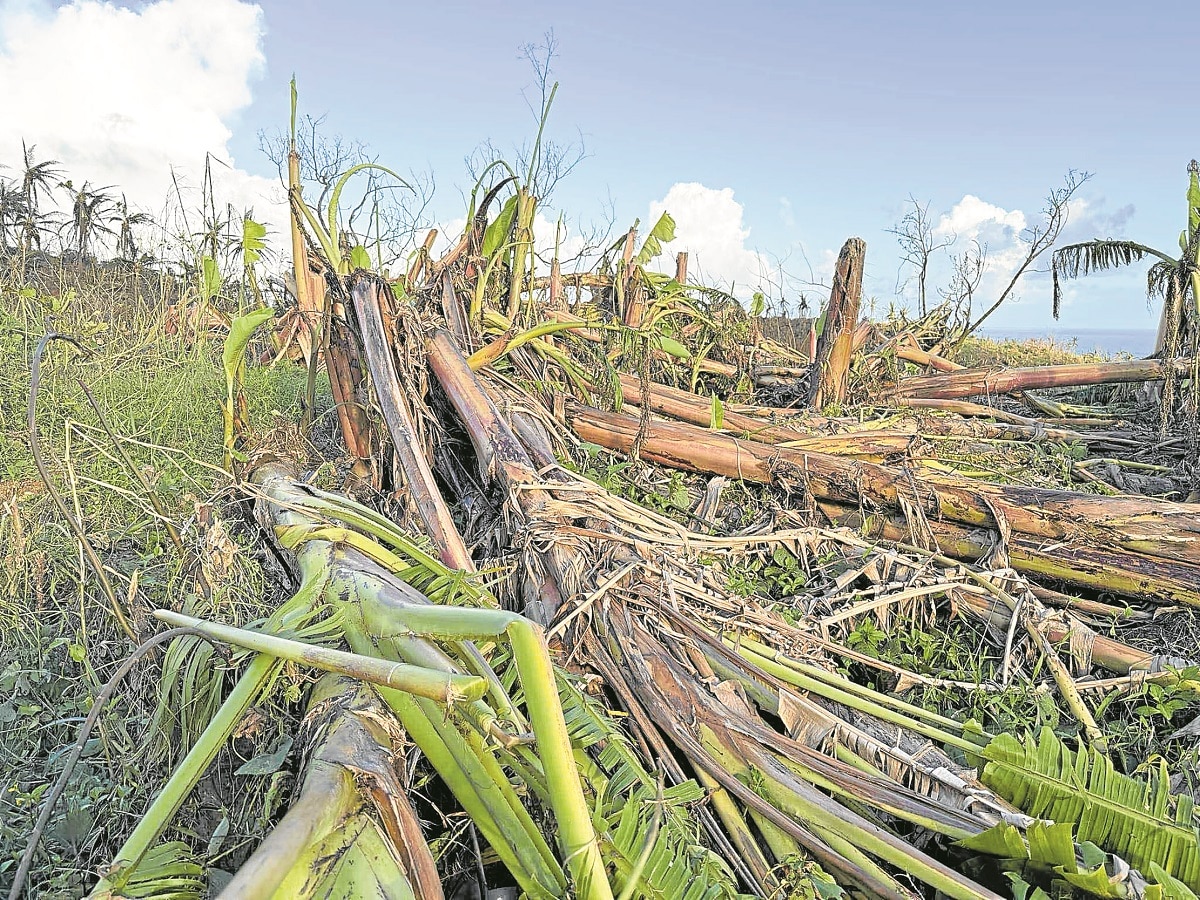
(0, 220), (325, 896)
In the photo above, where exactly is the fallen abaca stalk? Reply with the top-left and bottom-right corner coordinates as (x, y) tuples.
(89, 161), (1200, 899)
(881, 359), (1191, 401)
(565, 402), (1200, 605)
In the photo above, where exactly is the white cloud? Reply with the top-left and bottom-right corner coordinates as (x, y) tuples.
(933, 195), (1026, 240)
(928, 194), (1034, 305)
(778, 196), (796, 229)
(1058, 195), (1135, 244)
(648, 182), (767, 295)
(0, 0), (285, 252)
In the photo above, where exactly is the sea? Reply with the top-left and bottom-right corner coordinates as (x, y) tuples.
(979, 328), (1158, 358)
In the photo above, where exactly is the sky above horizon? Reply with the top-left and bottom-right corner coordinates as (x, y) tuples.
(1, 0), (1196, 331)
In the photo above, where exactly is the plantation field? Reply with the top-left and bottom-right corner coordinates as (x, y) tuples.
(4, 89), (1200, 900)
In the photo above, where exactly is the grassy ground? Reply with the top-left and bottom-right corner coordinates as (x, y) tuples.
(0, 255), (329, 896)
(954, 333), (1109, 367)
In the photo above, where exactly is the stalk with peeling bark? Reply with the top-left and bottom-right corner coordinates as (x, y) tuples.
(810, 237), (866, 409)
(218, 675), (439, 900)
(567, 403), (1200, 599)
(885, 358), (1190, 401)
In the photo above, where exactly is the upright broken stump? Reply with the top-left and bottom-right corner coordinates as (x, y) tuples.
(809, 237), (866, 409)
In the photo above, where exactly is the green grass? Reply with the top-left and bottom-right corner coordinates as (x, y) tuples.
(0, 257), (330, 896)
(954, 334), (1109, 368)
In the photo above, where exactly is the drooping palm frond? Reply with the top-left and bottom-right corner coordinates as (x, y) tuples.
(1148, 259), (1182, 303)
(1051, 240), (1176, 318)
(558, 677), (751, 900)
(979, 727), (1200, 890)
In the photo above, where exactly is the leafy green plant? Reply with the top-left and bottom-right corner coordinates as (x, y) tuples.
(221, 307), (274, 469)
(1134, 668), (1200, 726)
(845, 618), (886, 655)
(763, 546), (807, 596)
(240, 215), (267, 311)
(977, 726), (1200, 889)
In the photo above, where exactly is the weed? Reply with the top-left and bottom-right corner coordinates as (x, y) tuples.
(0, 253), (327, 894)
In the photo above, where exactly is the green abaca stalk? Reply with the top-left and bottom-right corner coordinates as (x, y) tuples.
(254, 463), (613, 900)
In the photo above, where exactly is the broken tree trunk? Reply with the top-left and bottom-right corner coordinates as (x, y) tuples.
(615, 372), (1134, 453)
(567, 404), (1200, 601)
(884, 359), (1190, 402)
(425, 327), (579, 624)
(809, 238), (865, 409)
(816, 500), (1200, 607)
(613, 372), (911, 460)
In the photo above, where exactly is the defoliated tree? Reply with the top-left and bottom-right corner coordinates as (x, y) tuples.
(889, 195), (954, 318)
(964, 170), (1090, 337)
(940, 239), (987, 337)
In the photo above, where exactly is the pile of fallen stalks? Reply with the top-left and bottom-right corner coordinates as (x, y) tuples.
(71, 189), (1200, 900)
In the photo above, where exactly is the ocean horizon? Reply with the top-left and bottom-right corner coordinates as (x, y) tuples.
(979, 327), (1157, 358)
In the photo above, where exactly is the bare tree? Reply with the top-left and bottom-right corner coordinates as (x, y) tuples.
(888, 195), (954, 317)
(963, 170), (1091, 337)
(465, 31), (587, 204)
(941, 239), (987, 336)
(259, 117), (434, 268)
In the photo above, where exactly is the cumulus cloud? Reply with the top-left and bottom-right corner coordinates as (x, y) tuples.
(0, 0), (285, 250)
(932, 195), (1030, 278)
(648, 182), (767, 295)
(1058, 196), (1136, 245)
(933, 195), (1026, 240)
(911, 193), (1037, 316)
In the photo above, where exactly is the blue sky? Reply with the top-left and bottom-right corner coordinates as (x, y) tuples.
(3, 0), (1198, 331)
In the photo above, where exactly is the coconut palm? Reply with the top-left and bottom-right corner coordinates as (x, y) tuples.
(59, 180), (116, 259)
(0, 177), (29, 253)
(1051, 160), (1200, 360)
(114, 194), (153, 262)
(17, 141), (62, 253)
